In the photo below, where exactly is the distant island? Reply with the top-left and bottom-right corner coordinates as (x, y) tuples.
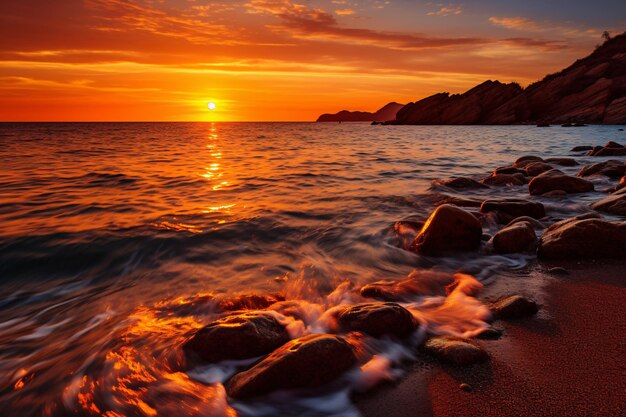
(316, 102), (404, 122)
(317, 31), (626, 125)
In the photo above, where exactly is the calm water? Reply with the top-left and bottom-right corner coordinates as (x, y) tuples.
(0, 122), (623, 416)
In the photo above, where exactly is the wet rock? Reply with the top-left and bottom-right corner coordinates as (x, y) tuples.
(476, 327), (503, 340)
(615, 176), (626, 192)
(542, 190), (568, 197)
(459, 383), (473, 392)
(506, 216), (545, 229)
(422, 336), (489, 366)
(481, 173), (525, 186)
(547, 267), (569, 275)
(432, 177), (487, 189)
(492, 221), (536, 254)
(513, 155), (544, 168)
(544, 157), (578, 166)
(218, 293), (285, 311)
(591, 193), (626, 215)
(571, 145), (594, 152)
(577, 160), (626, 179)
(435, 195), (483, 208)
(394, 220), (424, 250)
(360, 270), (454, 301)
(410, 204), (482, 255)
(524, 161), (554, 177)
(538, 218), (626, 259)
(529, 169), (594, 195)
(225, 334), (357, 399)
(490, 295), (538, 319)
(183, 311), (290, 363)
(480, 199), (545, 223)
(335, 302), (418, 338)
(589, 142), (626, 156)
(494, 166), (527, 176)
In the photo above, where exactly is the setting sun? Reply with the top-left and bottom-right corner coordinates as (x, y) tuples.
(207, 102), (217, 111)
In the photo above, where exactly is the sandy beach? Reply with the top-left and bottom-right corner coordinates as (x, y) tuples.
(357, 260), (626, 417)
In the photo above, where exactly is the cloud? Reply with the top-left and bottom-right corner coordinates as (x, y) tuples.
(489, 16), (600, 39)
(428, 4), (463, 17)
(335, 9), (356, 16)
(489, 16), (541, 31)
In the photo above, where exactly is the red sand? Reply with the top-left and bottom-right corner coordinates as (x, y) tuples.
(357, 261), (626, 417)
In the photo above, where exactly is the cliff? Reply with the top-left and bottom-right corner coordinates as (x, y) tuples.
(317, 102), (404, 122)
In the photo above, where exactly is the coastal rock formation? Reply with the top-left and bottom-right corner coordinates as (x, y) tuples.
(480, 199), (545, 223)
(591, 193), (626, 215)
(226, 334), (357, 399)
(431, 177), (487, 189)
(538, 218), (626, 259)
(390, 32), (626, 125)
(528, 169), (594, 195)
(410, 204), (482, 255)
(317, 102), (404, 122)
(490, 295), (539, 319)
(524, 161), (554, 177)
(587, 141), (626, 156)
(360, 270), (454, 301)
(577, 160), (626, 179)
(513, 155), (544, 168)
(422, 336), (489, 365)
(183, 311), (290, 363)
(335, 302), (418, 338)
(492, 222), (536, 254)
(545, 157), (578, 166)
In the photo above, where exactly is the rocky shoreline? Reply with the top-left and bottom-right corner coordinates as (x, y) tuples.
(173, 140), (626, 414)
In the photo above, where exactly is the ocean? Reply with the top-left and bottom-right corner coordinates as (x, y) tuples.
(0, 122), (623, 416)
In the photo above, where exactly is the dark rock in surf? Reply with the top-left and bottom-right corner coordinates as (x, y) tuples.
(360, 270), (454, 301)
(577, 160), (626, 179)
(571, 145), (594, 152)
(506, 216), (545, 229)
(492, 221), (536, 254)
(410, 204), (482, 255)
(591, 193), (626, 215)
(432, 177), (488, 189)
(225, 334), (357, 399)
(493, 166), (527, 176)
(335, 302), (418, 338)
(538, 218), (626, 259)
(480, 199), (545, 223)
(476, 327), (503, 340)
(422, 336), (489, 365)
(481, 173), (525, 186)
(615, 176), (626, 192)
(544, 157), (578, 166)
(524, 161), (554, 177)
(513, 155), (544, 168)
(183, 311), (289, 363)
(490, 295), (538, 319)
(529, 169), (594, 195)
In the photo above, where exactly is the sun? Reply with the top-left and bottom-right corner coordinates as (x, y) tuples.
(207, 102), (217, 111)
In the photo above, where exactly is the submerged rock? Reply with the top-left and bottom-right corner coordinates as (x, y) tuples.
(577, 160), (626, 179)
(571, 145), (594, 152)
(225, 334), (357, 399)
(494, 166), (527, 176)
(490, 295), (538, 319)
(476, 327), (503, 340)
(492, 221), (536, 254)
(591, 193), (626, 215)
(544, 157), (578, 166)
(410, 204), (482, 255)
(506, 216), (546, 229)
(432, 177), (487, 189)
(528, 169), (594, 195)
(336, 302), (418, 338)
(183, 311), (290, 363)
(513, 155), (544, 168)
(587, 142), (626, 156)
(481, 173), (525, 186)
(360, 270), (454, 301)
(422, 336), (489, 365)
(538, 218), (626, 259)
(524, 161), (554, 177)
(217, 293), (284, 311)
(480, 199), (545, 223)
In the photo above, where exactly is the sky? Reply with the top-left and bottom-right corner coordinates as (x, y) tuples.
(1, 0), (625, 121)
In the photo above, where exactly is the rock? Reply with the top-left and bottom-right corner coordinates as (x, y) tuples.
(494, 166), (527, 176)
(514, 155), (544, 168)
(603, 141), (624, 148)
(435, 195), (483, 208)
(571, 145), (594, 152)
(480, 199), (545, 223)
(481, 173), (525, 186)
(492, 222), (536, 254)
(183, 311), (290, 363)
(360, 270), (454, 301)
(538, 218), (626, 259)
(335, 302), (418, 338)
(524, 162), (554, 177)
(394, 220), (424, 250)
(225, 334), (357, 399)
(422, 336), (489, 365)
(529, 169), (594, 195)
(317, 102), (404, 122)
(432, 177), (487, 189)
(615, 176), (626, 192)
(577, 160), (626, 179)
(506, 216), (546, 229)
(490, 295), (538, 319)
(591, 193), (626, 215)
(217, 293), (284, 311)
(410, 205), (482, 255)
(547, 267), (569, 275)
(590, 146), (626, 156)
(545, 157), (578, 166)
(476, 327), (503, 340)
(459, 383), (473, 392)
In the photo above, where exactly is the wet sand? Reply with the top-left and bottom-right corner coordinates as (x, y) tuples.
(357, 260), (626, 417)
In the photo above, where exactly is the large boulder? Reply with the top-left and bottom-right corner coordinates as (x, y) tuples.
(183, 311), (290, 363)
(538, 218), (626, 259)
(490, 295), (538, 319)
(577, 160), (626, 179)
(335, 302), (418, 338)
(481, 173), (526, 186)
(524, 161), (554, 177)
(587, 141), (626, 156)
(480, 199), (545, 223)
(544, 157), (578, 166)
(513, 155), (544, 168)
(410, 204), (482, 255)
(422, 336), (489, 365)
(529, 169), (594, 195)
(591, 194), (626, 215)
(225, 334), (357, 399)
(492, 222), (536, 254)
(432, 177), (487, 189)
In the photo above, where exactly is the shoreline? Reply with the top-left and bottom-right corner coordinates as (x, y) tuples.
(356, 260), (626, 417)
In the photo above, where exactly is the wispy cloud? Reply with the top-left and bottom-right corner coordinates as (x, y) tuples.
(489, 16), (600, 39)
(428, 4), (463, 17)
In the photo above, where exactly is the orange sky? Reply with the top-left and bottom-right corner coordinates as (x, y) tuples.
(0, 0), (624, 121)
